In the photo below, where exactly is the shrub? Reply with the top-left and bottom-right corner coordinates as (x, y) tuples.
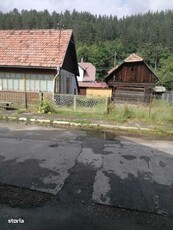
(38, 100), (55, 114)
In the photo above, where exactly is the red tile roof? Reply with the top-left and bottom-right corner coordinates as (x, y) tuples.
(124, 53), (143, 62)
(78, 62), (96, 81)
(79, 82), (108, 88)
(0, 29), (73, 68)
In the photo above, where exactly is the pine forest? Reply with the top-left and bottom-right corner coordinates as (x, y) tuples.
(0, 9), (173, 89)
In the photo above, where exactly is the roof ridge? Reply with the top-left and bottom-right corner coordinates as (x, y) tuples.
(124, 53), (143, 62)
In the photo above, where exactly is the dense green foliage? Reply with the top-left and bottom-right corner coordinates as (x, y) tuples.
(0, 9), (173, 88)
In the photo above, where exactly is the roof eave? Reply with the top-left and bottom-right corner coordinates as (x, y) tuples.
(105, 63), (123, 82)
(0, 65), (57, 70)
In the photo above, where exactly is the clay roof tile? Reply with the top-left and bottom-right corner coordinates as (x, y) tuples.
(0, 29), (72, 68)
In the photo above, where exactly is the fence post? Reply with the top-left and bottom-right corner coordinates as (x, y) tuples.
(40, 91), (43, 105)
(73, 95), (77, 112)
(106, 97), (111, 113)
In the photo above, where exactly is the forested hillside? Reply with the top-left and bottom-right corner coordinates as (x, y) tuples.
(0, 9), (173, 88)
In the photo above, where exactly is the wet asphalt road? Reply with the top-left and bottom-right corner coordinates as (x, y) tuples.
(0, 122), (173, 230)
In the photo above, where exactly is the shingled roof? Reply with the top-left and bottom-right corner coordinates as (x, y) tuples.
(124, 53), (143, 62)
(78, 62), (96, 82)
(105, 53), (159, 83)
(0, 29), (73, 69)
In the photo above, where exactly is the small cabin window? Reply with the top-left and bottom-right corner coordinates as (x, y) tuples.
(131, 67), (134, 71)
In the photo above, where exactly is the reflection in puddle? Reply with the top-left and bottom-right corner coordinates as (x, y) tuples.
(85, 130), (118, 141)
(84, 128), (173, 141)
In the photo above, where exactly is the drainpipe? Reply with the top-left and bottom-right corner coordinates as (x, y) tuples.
(53, 66), (61, 100)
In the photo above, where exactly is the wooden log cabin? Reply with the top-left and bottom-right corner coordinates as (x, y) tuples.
(105, 54), (158, 103)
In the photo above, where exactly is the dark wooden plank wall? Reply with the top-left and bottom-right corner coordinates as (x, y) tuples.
(107, 62), (157, 103)
(112, 63), (156, 83)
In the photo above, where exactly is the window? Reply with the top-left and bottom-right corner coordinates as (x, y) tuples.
(2, 79), (7, 90)
(19, 79), (23, 91)
(40, 80), (47, 92)
(47, 81), (53, 92)
(35, 80), (40, 92)
(14, 79), (19, 90)
(8, 79), (13, 90)
(26, 79), (30, 91)
(0, 79), (2, 90)
(30, 80), (35, 91)
(0, 73), (54, 93)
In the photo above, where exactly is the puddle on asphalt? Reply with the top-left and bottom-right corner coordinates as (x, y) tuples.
(121, 155), (137, 160)
(1, 120), (173, 141)
(84, 129), (118, 141)
(84, 128), (173, 141)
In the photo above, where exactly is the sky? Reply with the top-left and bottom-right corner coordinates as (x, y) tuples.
(0, 0), (173, 18)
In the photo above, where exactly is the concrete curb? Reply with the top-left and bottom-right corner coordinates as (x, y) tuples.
(1, 115), (173, 134)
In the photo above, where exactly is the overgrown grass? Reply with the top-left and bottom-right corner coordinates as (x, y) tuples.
(107, 100), (173, 125)
(7, 99), (173, 127)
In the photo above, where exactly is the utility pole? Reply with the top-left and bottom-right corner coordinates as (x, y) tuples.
(154, 51), (158, 72)
(113, 51), (117, 67)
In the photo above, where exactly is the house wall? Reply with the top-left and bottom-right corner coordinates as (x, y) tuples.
(78, 63), (96, 82)
(60, 69), (78, 95)
(112, 62), (156, 83)
(87, 88), (112, 97)
(77, 66), (84, 82)
(107, 62), (157, 103)
(0, 67), (79, 105)
(61, 36), (79, 77)
(0, 68), (55, 104)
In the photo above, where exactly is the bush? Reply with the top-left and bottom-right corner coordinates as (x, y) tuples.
(38, 100), (55, 114)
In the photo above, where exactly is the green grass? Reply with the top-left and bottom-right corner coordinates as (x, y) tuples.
(5, 99), (173, 128)
(50, 100), (173, 127)
(106, 100), (173, 125)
